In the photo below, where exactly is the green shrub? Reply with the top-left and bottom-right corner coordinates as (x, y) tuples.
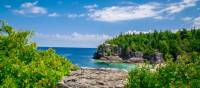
(0, 21), (78, 88)
(126, 53), (200, 88)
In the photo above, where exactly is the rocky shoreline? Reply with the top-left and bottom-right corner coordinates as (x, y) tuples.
(94, 44), (164, 64)
(57, 68), (128, 88)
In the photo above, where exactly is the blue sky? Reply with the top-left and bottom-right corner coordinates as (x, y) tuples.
(0, 0), (200, 48)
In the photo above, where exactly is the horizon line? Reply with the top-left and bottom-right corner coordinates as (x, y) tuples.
(37, 46), (97, 49)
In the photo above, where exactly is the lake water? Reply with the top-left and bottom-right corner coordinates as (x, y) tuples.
(38, 47), (135, 71)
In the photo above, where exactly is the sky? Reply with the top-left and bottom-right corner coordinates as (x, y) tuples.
(0, 0), (200, 48)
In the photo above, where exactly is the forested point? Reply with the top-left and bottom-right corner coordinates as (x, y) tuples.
(97, 28), (200, 87)
(0, 21), (78, 87)
(101, 28), (200, 61)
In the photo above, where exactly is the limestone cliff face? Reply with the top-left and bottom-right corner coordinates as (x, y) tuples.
(93, 43), (163, 64)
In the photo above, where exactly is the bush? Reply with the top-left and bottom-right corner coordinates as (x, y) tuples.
(126, 53), (200, 88)
(0, 21), (78, 88)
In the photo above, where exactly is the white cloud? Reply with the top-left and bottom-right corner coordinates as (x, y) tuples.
(154, 16), (164, 20)
(125, 30), (152, 34)
(48, 12), (59, 17)
(182, 17), (193, 22)
(33, 32), (112, 48)
(84, 4), (98, 10)
(164, 0), (197, 14)
(120, 1), (136, 5)
(21, 1), (38, 8)
(14, 1), (47, 15)
(84, 0), (198, 22)
(193, 16), (200, 28)
(66, 13), (85, 18)
(88, 3), (160, 22)
(4, 5), (11, 8)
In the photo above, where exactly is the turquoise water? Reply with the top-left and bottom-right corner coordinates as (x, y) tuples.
(38, 47), (135, 71)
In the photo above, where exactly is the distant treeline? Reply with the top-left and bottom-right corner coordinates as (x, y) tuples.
(102, 28), (200, 60)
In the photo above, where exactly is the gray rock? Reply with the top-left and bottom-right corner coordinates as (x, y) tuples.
(94, 44), (164, 64)
(57, 68), (127, 88)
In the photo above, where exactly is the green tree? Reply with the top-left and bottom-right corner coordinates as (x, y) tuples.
(0, 21), (78, 88)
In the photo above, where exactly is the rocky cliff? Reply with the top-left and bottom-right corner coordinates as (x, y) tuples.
(93, 43), (164, 64)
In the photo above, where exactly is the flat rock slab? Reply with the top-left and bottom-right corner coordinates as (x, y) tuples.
(57, 68), (128, 88)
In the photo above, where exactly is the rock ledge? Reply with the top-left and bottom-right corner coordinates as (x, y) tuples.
(57, 68), (128, 88)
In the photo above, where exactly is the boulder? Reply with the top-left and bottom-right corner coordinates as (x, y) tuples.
(154, 52), (164, 64)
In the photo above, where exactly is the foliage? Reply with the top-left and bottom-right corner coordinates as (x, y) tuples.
(126, 52), (200, 88)
(100, 28), (200, 60)
(98, 28), (200, 87)
(0, 21), (78, 88)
